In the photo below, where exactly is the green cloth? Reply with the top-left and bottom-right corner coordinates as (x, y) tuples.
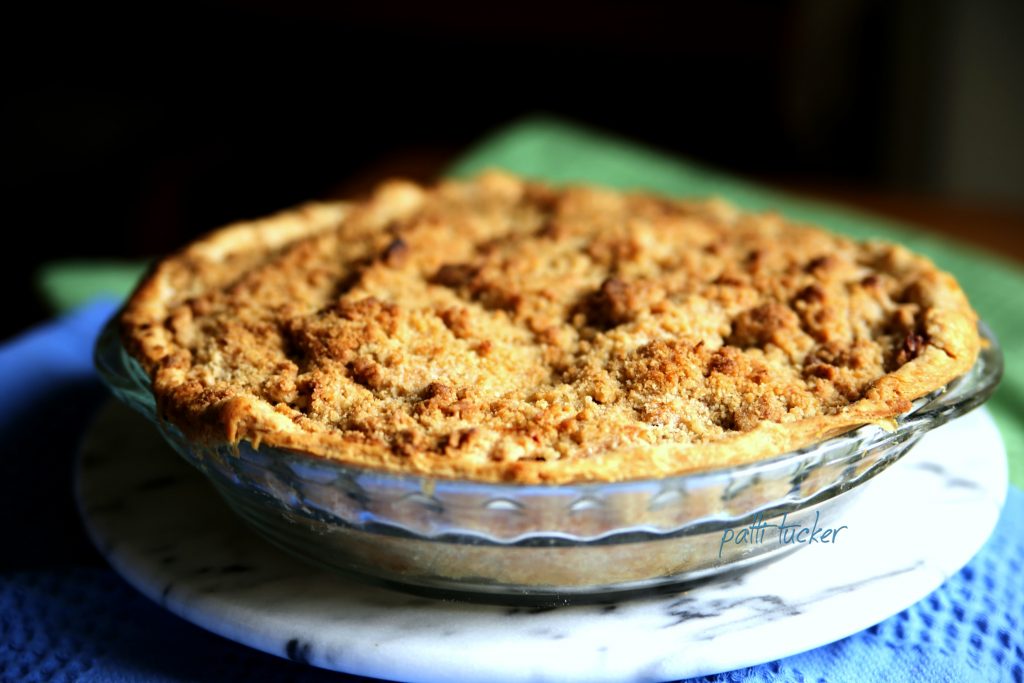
(38, 115), (1024, 487)
(37, 260), (150, 314)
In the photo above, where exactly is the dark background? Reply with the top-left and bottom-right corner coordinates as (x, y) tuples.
(6, 0), (1024, 340)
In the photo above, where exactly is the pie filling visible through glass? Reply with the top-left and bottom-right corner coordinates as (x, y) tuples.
(120, 172), (981, 484)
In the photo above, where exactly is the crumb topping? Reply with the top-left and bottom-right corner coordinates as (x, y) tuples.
(121, 172), (981, 483)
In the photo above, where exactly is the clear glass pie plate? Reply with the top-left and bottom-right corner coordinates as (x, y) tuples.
(94, 317), (1002, 603)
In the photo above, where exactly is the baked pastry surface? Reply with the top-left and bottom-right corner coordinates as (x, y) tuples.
(121, 172), (981, 483)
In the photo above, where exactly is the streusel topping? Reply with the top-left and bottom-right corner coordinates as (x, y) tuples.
(122, 172), (980, 482)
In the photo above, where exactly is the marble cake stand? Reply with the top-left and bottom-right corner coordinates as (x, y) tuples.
(76, 401), (1007, 682)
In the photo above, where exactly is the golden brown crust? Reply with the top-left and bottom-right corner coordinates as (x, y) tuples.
(120, 171), (981, 483)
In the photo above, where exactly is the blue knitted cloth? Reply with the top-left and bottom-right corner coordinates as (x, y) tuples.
(1, 301), (1021, 683)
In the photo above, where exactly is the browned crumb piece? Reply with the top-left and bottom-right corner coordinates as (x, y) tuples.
(121, 171), (981, 484)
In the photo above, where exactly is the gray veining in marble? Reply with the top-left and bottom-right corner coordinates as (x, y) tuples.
(75, 401), (1007, 682)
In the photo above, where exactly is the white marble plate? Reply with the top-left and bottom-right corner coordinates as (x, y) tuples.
(76, 401), (1007, 682)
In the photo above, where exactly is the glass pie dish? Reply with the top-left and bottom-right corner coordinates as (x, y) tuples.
(94, 317), (1002, 603)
